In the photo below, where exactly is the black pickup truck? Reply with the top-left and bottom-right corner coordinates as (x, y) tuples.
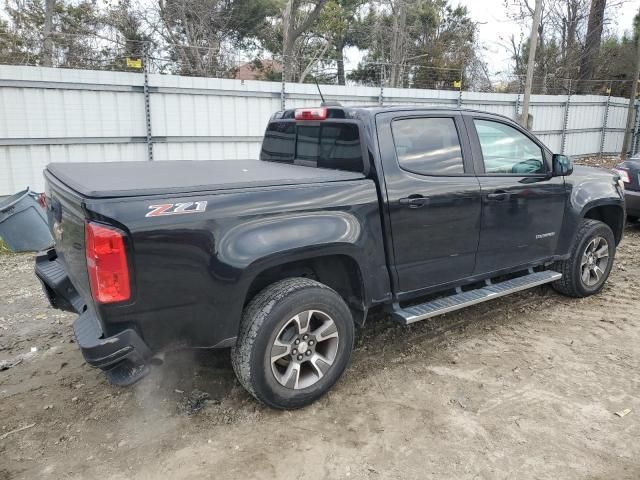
(36, 106), (625, 409)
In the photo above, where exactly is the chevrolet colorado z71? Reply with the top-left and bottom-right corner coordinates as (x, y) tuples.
(35, 106), (625, 409)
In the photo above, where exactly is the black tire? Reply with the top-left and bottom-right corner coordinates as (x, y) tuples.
(552, 219), (616, 298)
(627, 215), (638, 223)
(231, 278), (354, 409)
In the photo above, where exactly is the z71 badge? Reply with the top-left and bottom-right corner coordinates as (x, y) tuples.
(145, 201), (207, 217)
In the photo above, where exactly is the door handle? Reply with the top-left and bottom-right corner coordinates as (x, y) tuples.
(487, 190), (508, 201)
(399, 195), (427, 208)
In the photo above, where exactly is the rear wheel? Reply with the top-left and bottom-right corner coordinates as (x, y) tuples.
(627, 215), (638, 223)
(552, 219), (615, 298)
(231, 278), (354, 409)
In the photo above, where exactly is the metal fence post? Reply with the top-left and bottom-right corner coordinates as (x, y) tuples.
(457, 68), (463, 108)
(633, 101), (640, 157)
(599, 81), (612, 157)
(143, 42), (153, 161)
(378, 64), (384, 106)
(280, 76), (286, 110)
(514, 77), (522, 121)
(560, 80), (572, 155)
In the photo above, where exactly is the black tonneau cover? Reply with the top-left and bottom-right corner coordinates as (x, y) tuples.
(46, 159), (365, 199)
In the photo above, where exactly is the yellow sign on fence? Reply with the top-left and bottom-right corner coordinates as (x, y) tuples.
(453, 80), (461, 89)
(126, 58), (142, 69)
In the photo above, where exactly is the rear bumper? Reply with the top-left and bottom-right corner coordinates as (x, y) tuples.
(72, 310), (151, 368)
(35, 250), (84, 313)
(625, 189), (640, 216)
(35, 250), (151, 385)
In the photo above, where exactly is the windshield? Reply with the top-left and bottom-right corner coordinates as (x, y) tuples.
(260, 121), (365, 173)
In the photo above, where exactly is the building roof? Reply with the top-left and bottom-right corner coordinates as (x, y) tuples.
(235, 60), (282, 81)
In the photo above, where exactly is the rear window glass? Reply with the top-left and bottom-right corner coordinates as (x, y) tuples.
(261, 121), (364, 173)
(261, 122), (296, 161)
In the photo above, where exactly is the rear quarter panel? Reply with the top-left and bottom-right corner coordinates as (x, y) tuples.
(85, 180), (390, 350)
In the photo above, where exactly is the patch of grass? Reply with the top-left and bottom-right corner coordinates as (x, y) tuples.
(0, 238), (12, 255)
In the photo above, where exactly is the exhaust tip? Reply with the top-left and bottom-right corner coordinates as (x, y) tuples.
(149, 353), (165, 366)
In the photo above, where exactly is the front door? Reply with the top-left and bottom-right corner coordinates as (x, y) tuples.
(464, 115), (567, 274)
(376, 112), (482, 295)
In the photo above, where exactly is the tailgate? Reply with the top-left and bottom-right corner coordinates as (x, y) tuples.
(42, 170), (92, 304)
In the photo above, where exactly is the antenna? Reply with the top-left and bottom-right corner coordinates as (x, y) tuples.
(314, 77), (326, 105)
(313, 77), (342, 107)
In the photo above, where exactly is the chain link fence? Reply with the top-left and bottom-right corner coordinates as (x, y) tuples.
(1, 30), (639, 168)
(2, 32), (636, 95)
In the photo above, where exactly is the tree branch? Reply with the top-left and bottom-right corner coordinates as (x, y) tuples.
(293, 0), (328, 39)
(299, 40), (330, 83)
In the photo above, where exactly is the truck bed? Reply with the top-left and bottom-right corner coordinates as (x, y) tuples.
(46, 160), (365, 199)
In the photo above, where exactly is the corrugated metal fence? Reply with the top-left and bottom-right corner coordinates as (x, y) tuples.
(0, 65), (637, 196)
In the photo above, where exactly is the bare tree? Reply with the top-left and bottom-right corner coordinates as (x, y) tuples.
(521, 0), (543, 127)
(156, 0), (225, 76)
(282, 0), (327, 82)
(555, 0), (588, 77)
(153, 0), (279, 77)
(299, 41), (330, 82)
(41, 0), (55, 67)
(506, 0), (552, 93)
(622, 9), (640, 157)
(388, 0), (407, 88)
(507, 33), (525, 74)
(578, 0), (606, 93)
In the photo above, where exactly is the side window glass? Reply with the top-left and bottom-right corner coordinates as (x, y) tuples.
(391, 117), (464, 175)
(474, 119), (544, 175)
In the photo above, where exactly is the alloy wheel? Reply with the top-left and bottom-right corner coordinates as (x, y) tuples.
(270, 310), (339, 390)
(580, 236), (610, 287)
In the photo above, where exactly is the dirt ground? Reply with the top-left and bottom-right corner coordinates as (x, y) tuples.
(0, 226), (638, 480)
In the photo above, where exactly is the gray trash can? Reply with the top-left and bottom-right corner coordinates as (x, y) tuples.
(0, 188), (54, 252)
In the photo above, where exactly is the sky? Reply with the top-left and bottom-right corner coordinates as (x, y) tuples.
(458, 0), (640, 77)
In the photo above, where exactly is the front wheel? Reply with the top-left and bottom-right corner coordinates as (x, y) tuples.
(231, 278), (354, 409)
(552, 219), (616, 298)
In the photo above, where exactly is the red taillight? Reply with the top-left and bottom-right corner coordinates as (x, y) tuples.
(295, 107), (328, 121)
(85, 223), (130, 304)
(613, 168), (631, 183)
(37, 193), (47, 209)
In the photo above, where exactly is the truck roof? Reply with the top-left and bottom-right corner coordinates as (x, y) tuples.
(274, 105), (513, 123)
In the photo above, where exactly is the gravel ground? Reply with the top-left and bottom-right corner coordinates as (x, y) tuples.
(576, 156), (622, 170)
(1, 224), (639, 480)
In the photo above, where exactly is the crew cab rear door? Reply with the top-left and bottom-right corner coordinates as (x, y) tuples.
(376, 111), (481, 296)
(463, 113), (566, 274)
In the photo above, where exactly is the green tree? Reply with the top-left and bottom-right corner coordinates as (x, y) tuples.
(347, 0), (479, 89)
(104, 0), (150, 65)
(594, 34), (638, 98)
(1, 0), (104, 68)
(326, 0), (367, 85)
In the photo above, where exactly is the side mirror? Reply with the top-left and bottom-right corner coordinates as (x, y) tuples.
(552, 154), (573, 177)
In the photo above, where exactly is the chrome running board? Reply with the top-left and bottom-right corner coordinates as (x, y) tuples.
(392, 270), (562, 325)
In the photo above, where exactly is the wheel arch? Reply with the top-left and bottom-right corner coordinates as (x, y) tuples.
(582, 202), (625, 245)
(242, 250), (369, 326)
